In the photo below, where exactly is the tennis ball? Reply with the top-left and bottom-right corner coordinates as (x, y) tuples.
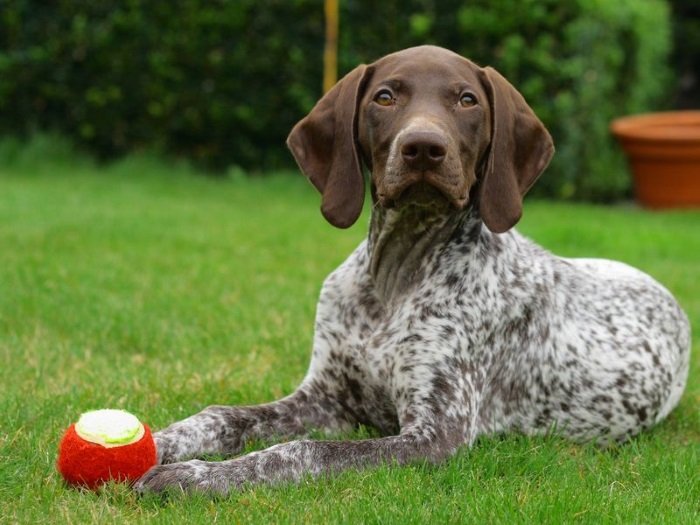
(57, 409), (157, 489)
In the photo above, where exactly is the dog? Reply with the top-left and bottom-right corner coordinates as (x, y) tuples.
(135, 46), (690, 495)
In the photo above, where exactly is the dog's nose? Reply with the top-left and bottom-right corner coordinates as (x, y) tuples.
(400, 131), (448, 171)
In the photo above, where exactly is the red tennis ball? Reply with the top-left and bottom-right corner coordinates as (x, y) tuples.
(57, 409), (157, 489)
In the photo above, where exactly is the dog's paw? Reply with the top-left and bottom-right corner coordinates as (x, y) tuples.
(134, 460), (237, 496)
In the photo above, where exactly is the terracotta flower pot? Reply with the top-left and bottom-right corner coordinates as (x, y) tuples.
(611, 111), (700, 208)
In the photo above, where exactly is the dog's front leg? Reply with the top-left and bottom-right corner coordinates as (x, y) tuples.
(136, 421), (464, 495)
(138, 338), (483, 495)
(153, 383), (352, 464)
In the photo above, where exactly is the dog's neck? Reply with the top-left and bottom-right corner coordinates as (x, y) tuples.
(367, 197), (480, 305)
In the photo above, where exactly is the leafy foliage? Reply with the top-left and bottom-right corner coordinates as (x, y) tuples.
(669, 0), (700, 107)
(0, 0), (671, 198)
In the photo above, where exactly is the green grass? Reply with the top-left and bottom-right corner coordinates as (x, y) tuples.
(1, 142), (698, 524)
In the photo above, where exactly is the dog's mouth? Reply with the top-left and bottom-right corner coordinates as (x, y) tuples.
(386, 181), (446, 209)
(376, 175), (469, 211)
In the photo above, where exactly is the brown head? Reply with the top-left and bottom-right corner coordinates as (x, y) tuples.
(287, 46), (554, 233)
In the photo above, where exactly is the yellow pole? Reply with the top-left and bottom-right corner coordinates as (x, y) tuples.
(323, 0), (339, 93)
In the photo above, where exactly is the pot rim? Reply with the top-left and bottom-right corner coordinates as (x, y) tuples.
(611, 110), (700, 142)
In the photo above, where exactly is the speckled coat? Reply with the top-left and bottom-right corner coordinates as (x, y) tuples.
(136, 46), (690, 495)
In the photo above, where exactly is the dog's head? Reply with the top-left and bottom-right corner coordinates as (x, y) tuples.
(287, 46), (554, 233)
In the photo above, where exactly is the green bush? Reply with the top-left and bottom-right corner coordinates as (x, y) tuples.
(0, 1), (324, 171)
(669, 0), (700, 107)
(0, 0), (672, 199)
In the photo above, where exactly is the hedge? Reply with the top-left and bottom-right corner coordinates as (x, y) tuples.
(670, 0), (700, 108)
(0, 0), (672, 200)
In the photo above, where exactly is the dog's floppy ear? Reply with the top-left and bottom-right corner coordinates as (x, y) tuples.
(478, 67), (554, 233)
(287, 65), (373, 228)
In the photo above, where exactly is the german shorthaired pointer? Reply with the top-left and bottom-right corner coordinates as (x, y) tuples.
(136, 46), (690, 495)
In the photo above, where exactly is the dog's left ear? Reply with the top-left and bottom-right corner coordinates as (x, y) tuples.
(287, 65), (373, 228)
(478, 67), (554, 233)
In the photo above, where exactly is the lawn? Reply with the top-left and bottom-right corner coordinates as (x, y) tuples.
(1, 145), (698, 524)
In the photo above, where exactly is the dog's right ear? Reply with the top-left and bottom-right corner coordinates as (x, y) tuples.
(478, 67), (554, 233)
(287, 65), (373, 228)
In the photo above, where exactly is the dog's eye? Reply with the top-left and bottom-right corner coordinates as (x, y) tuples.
(374, 89), (395, 107)
(459, 93), (477, 107)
